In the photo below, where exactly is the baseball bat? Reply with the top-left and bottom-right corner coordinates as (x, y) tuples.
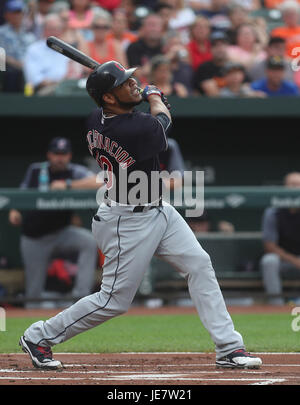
(46, 36), (144, 94)
(46, 36), (100, 70)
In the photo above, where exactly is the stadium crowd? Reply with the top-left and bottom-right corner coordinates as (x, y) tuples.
(1, 0), (300, 95)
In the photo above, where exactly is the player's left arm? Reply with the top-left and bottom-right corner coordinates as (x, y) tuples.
(142, 86), (172, 122)
(142, 87), (172, 147)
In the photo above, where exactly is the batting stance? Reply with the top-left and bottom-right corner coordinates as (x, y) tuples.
(20, 61), (262, 370)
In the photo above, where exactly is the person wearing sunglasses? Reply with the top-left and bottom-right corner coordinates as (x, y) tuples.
(87, 12), (128, 67)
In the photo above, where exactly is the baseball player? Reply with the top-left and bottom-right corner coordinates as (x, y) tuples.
(19, 61), (262, 370)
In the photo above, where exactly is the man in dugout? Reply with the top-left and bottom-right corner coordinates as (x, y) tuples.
(9, 137), (100, 308)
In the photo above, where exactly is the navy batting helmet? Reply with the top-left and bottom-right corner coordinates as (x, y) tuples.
(86, 61), (137, 107)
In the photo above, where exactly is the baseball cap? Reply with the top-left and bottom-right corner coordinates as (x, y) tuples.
(266, 55), (285, 69)
(4, 0), (25, 12)
(222, 62), (245, 75)
(268, 36), (286, 47)
(210, 31), (229, 45)
(48, 137), (72, 154)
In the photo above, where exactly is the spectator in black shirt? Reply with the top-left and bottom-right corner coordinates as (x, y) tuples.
(260, 172), (300, 305)
(9, 137), (101, 308)
(193, 30), (229, 96)
(126, 13), (164, 85)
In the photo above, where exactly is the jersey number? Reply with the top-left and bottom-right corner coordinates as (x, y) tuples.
(98, 155), (113, 190)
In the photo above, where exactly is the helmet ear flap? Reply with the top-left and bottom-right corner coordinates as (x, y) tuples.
(101, 72), (117, 91)
(86, 70), (117, 107)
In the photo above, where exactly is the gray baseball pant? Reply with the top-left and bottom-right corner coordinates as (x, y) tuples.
(21, 225), (98, 306)
(24, 203), (244, 359)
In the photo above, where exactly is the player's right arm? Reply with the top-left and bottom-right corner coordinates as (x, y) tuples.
(148, 94), (171, 122)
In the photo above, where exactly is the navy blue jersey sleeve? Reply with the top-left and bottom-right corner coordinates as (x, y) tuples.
(135, 112), (169, 162)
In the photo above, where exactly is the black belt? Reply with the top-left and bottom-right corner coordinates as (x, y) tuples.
(104, 192), (162, 213)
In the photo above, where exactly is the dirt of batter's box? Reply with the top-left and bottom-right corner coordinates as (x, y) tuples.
(0, 352), (300, 386)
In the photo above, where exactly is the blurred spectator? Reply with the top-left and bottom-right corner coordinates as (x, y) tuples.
(271, 0), (300, 59)
(24, 0), (55, 39)
(9, 137), (100, 308)
(162, 31), (194, 93)
(187, 16), (212, 70)
(251, 16), (269, 48)
(139, 0), (161, 9)
(197, 0), (231, 33)
(250, 55), (299, 96)
(120, 0), (141, 32)
(227, 23), (267, 71)
(187, 0), (259, 14)
(164, 0), (196, 44)
(193, 30), (229, 96)
(265, 0), (300, 10)
(52, 1), (89, 55)
(219, 62), (265, 97)
(126, 13), (164, 84)
(226, 4), (250, 44)
(0, 0), (36, 93)
(68, 0), (94, 40)
(106, 8), (138, 51)
(91, 0), (122, 12)
(226, 4), (268, 48)
(24, 14), (84, 94)
(260, 172), (300, 305)
(248, 36), (294, 82)
(229, 0), (261, 12)
(155, 2), (174, 35)
(186, 0), (212, 13)
(87, 11), (128, 67)
(149, 54), (189, 96)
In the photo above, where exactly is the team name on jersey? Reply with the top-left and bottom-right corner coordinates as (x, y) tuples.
(87, 129), (136, 169)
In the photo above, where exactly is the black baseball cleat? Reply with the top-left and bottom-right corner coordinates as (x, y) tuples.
(216, 349), (262, 369)
(19, 335), (63, 370)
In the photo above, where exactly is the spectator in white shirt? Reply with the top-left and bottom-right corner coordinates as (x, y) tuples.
(24, 13), (82, 94)
(165, 0), (196, 44)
